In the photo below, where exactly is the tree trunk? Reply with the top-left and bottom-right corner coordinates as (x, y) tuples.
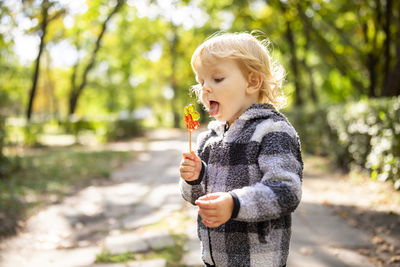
(365, 0), (384, 97)
(361, 16), (378, 98)
(287, 24), (303, 106)
(298, 2), (317, 103)
(278, 1), (303, 106)
(383, 0), (393, 96)
(385, 3), (400, 96)
(169, 25), (180, 128)
(299, 4), (365, 94)
(367, 53), (377, 97)
(26, 2), (49, 121)
(68, 0), (125, 116)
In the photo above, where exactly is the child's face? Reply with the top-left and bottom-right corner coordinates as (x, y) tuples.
(196, 57), (257, 125)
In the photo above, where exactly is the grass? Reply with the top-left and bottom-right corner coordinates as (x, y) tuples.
(95, 233), (187, 266)
(95, 211), (194, 267)
(95, 234), (188, 267)
(0, 147), (132, 236)
(95, 250), (136, 264)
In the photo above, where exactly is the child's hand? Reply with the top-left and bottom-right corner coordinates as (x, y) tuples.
(195, 193), (234, 228)
(180, 152), (202, 182)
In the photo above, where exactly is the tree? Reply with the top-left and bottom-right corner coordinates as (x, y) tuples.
(384, 0), (400, 96)
(68, 0), (125, 116)
(25, 0), (65, 121)
(310, 0), (400, 98)
(277, 0), (304, 106)
(2, 0), (399, 127)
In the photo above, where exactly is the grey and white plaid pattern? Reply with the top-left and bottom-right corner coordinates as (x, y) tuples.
(180, 103), (303, 267)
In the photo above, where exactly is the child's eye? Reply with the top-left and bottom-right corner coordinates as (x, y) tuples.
(214, 78), (224, 83)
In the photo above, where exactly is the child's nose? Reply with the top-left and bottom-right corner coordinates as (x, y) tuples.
(202, 81), (212, 93)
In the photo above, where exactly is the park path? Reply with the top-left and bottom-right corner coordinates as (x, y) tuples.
(0, 129), (385, 267)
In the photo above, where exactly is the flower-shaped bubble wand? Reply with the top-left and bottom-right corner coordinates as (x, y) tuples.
(184, 104), (200, 153)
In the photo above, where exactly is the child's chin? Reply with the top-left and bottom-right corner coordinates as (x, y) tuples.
(213, 115), (225, 121)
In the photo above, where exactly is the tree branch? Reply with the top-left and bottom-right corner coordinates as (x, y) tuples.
(69, 0), (125, 115)
(311, 2), (363, 59)
(299, 3), (366, 94)
(26, 1), (49, 121)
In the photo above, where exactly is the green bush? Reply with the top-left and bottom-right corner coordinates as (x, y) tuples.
(285, 105), (352, 169)
(59, 118), (96, 137)
(286, 106), (333, 155)
(287, 97), (400, 190)
(0, 116), (22, 179)
(327, 97), (400, 189)
(0, 114), (7, 177)
(105, 118), (142, 141)
(5, 118), (44, 146)
(0, 115), (5, 154)
(52, 117), (143, 142)
(23, 123), (44, 147)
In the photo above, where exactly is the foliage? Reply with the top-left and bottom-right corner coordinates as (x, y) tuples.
(4, 116), (143, 146)
(285, 105), (352, 169)
(95, 209), (192, 265)
(23, 123), (45, 146)
(1, 0), (400, 188)
(95, 250), (136, 264)
(1, 0), (397, 124)
(1, 117), (23, 180)
(105, 118), (143, 141)
(327, 97), (400, 189)
(285, 106), (332, 156)
(0, 114), (9, 177)
(95, 235), (186, 266)
(287, 97), (400, 189)
(0, 148), (131, 236)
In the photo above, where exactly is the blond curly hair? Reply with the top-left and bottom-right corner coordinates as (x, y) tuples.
(191, 32), (286, 110)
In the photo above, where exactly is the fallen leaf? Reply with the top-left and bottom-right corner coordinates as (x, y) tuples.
(338, 210), (348, 219)
(389, 255), (400, 263)
(371, 235), (384, 244)
(299, 246), (313, 255)
(322, 200), (331, 205)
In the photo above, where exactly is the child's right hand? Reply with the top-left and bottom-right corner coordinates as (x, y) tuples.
(179, 152), (202, 182)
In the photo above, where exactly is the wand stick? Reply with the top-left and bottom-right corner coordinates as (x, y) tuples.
(189, 131), (192, 153)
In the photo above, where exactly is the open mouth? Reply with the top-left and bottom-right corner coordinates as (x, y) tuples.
(209, 100), (219, 117)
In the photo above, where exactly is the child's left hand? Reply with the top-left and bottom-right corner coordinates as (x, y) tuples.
(195, 193), (234, 228)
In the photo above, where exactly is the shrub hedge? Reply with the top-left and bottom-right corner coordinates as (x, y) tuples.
(327, 97), (400, 188)
(5, 117), (143, 146)
(286, 96), (400, 189)
(0, 116), (21, 179)
(59, 117), (143, 141)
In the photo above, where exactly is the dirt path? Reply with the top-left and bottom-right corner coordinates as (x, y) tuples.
(291, 156), (400, 267)
(0, 129), (192, 267)
(0, 129), (398, 267)
(289, 156), (400, 267)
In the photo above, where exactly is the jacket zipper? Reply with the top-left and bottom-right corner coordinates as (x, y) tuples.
(205, 168), (216, 266)
(204, 175), (216, 266)
(207, 229), (216, 266)
(205, 125), (229, 266)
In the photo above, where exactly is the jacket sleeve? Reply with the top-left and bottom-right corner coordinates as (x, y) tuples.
(179, 161), (206, 205)
(231, 119), (303, 222)
(179, 130), (211, 205)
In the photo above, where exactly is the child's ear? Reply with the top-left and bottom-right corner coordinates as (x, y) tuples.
(246, 72), (263, 95)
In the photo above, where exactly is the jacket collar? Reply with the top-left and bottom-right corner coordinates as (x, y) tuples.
(208, 103), (276, 137)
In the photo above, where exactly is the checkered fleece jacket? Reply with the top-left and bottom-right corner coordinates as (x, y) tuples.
(180, 103), (303, 267)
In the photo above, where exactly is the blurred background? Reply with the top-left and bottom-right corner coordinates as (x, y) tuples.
(0, 0), (399, 265)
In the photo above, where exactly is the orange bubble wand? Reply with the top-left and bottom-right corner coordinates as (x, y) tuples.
(184, 104), (200, 153)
